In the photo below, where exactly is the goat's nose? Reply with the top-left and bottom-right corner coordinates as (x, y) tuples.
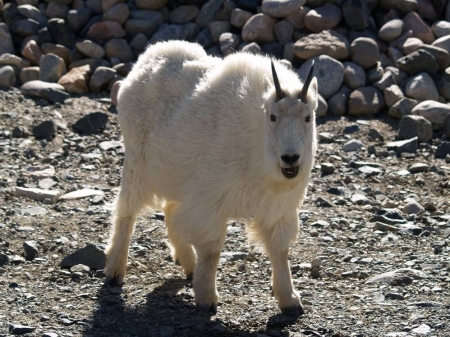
(281, 154), (300, 165)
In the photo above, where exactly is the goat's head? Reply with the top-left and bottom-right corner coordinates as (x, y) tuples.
(264, 61), (318, 180)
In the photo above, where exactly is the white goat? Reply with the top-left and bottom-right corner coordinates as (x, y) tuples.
(105, 40), (318, 317)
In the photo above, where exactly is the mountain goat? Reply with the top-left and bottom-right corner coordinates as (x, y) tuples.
(105, 40), (318, 317)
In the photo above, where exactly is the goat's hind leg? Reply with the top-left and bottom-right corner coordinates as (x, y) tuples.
(164, 201), (196, 278)
(105, 160), (143, 285)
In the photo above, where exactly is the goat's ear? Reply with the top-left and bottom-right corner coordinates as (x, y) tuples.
(263, 74), (272, 92)
(309, 77), (319, 111)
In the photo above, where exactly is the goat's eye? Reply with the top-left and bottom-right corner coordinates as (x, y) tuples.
(270, 115), (277, 122)
(305, 116), (311, 123)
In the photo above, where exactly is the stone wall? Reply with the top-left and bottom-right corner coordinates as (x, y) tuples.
(0, 0), (450, 138)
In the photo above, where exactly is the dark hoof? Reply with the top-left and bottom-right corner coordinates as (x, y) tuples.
(104, 274), (124, 286)
(175, 259), (180, 266)
(186, 273), (193, 280)
(197, 303), (217, 315)
(281, 305), (304, 317)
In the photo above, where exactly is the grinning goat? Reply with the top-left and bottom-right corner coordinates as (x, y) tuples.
(105, 40), (318, 316)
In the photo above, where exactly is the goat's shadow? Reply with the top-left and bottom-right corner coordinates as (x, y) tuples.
(82, 276), (302, 337)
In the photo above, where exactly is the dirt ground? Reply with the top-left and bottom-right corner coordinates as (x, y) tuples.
(0, 87), (449, 337)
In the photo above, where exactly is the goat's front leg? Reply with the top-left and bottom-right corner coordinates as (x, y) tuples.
(192, 228), (226, 314)
(261, 218), (303, 316)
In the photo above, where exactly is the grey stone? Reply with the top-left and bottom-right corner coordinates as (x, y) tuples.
(387, 137), (418, 155)
(103, 3), (129, 26)
(39, 53), (66, 83)
(343, 62), (365, 89)
(389, 98), (419, 119)
(240, 42), (260, 53)
(342, 0), (369, 30)
(0, 23), (15, 55)
(261, 0), (305, 18)
(9, 324), (36, 335)
(23, 240), (38, 261)
(67, 8), (93, 33)
(195, 28), (214, 48)
(60, 243), (106, 269)
(125, 18), (160, 37)
(76, 40), (105, 59)
(384, 84), (404, 108)
(285, 6), (309, 30)
(47, 18), (75, 48)
(316, 94), (328, 117)
(396, 50), (439, 76)
(399, 115), (432, 142)
(219, 32), (239, 55)
(343, 139), (363, 152)
(371, 208), (407, 225)
(379, 0), (418, 13)
(105, 39), (133, 63)
(350, 37), (379, 69)
(0, 53), (30, 69)
(11, 19), (41, 37)
(373, 71), (396, 91)
(209, 21), (230, 41)
(432, 35), (450, 53)
(242, 13), (276, 44)
(304, 3), (341, 33)
(298, 55), (344, 99)
(403, 11), (434, 44)
(417, 45), (450, 71)
(17, 4), (47, 25)
(73, 112), (108, 134)
(46, 1), (70, 19)
(214, 0), (235, 21)
(21, 80), (68, 103)
(365, 268), (426, 286)
(408, 163), (429, 173)
(411, 100), (450, 130)
(294, 30), (350, 60)
(33, 120), (57, 139)
(0, 253), (9, 266)
(399, 37), (423, 55)
(169, 5), (199, 24)
(321, 163), (335, 174)
(435, 141), (450, 158)
(89, 66), (116, 93)
(328, 91), (348, 116)
(0, 66), (16, 87)
(366, 62), (384, 84)
(405, 73), (438, 101)
(135, 0), (167, 10)
(230, 8), (252, 28)
(404, 200), (425, 214)
(432, 20), (450, 39)
(150, 24), (190, 44)
(274, 20), (293, 45)
(378, 19), (403, 42)
(129, 33), (148, 52)
(196, 0), (224, 29)
(348, 86), (384, 116)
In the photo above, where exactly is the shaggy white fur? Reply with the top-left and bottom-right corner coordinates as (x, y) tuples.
(105, 40), (318, 316)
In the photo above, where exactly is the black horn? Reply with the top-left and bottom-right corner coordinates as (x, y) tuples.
(299, 60), (315, 103)
(271, 60), (284, 102)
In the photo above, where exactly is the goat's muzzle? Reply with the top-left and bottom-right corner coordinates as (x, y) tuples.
(281, 166), (300, 179)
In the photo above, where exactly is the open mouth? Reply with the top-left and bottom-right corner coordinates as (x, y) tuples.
(281, 166), (300, 179)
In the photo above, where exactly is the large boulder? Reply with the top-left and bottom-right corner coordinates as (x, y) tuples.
(298, 55), (344, 99)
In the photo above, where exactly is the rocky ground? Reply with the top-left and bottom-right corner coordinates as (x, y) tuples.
(0, 87), (449, 337)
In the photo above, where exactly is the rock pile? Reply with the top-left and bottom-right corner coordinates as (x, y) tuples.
(0, 0), (450, 141)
